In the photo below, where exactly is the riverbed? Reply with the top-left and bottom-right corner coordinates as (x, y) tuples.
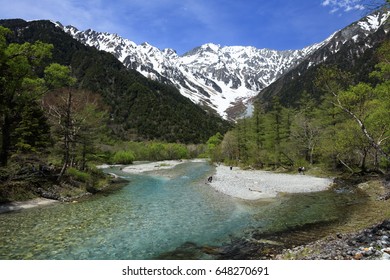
(0, 160), (370, 259)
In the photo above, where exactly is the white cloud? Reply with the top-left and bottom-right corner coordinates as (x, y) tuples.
(321, 0), (366, 13)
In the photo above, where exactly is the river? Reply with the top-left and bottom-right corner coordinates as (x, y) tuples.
(0, 160), (368, 259)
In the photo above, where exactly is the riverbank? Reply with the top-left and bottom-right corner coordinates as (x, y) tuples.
(209, 165), (333, 200)
(120, 159), (207, 174)
(0, 174), (127, 214)
(274, 177), (390, 260)
(121, 160), (188, 173)
(0, 159), (195, 214)
(275, 219), (390, 260)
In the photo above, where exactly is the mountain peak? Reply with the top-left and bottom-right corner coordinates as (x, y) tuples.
(201, 43), (221, 52)
(58, 9), (390, 120)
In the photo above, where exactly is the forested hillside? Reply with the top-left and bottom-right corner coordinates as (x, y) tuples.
(0, 19), (230, 144)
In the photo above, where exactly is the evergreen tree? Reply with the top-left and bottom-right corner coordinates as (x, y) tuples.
(236, 118), (250, 162)
(13, 100), (51, 153)
(42, 89), (107, 176)
(267, 96), (284, 166)
(314, 66), (354, 169)
(253, 101), (266, 152)
(0, 27), (53, 165)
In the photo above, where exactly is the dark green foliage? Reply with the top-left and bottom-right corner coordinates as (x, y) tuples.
(13, 101), (51, 153)
(0, 26), (54, 165)
(0, 19), (230, 144)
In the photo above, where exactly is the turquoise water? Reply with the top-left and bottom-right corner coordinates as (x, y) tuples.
(0, 161), (366, 259)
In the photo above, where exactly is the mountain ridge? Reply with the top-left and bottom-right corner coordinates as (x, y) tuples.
(258, 8), (390, 108)
(57, 9), (390, 119)
(58, 23), (328, 119)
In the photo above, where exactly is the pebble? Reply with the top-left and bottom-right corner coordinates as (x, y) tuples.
(381, 248), (390, 260)
(276, 219), (390, 260)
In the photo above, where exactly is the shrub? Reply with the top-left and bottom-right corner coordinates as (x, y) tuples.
(112, 150), (136, 164)
(66, 167), (91, 182)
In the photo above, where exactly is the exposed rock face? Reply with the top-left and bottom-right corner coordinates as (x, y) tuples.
(56, 26), (319, 119)
(58, 9), (390, 119)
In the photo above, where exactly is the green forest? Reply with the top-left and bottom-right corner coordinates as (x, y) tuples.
(207, 41), (390, 174)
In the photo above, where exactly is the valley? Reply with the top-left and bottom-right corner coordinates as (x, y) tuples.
(1, 5), (390, 262)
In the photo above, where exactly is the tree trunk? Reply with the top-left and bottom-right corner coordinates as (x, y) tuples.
(360, 147), (368, 172)
(0, 114), (11, 166)
(81, 141), (86, 171)
(58, 90), (72, 180)
(334, 100), (390, 162)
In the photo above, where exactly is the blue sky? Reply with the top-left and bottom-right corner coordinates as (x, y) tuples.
(0, 0), (386, 54)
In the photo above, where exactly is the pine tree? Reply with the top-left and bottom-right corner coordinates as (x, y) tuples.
(0, 27), (53, 165)
(268, 96), (283, 166)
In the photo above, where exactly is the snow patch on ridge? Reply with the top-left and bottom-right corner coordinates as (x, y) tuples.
(57, 9), (390, 119)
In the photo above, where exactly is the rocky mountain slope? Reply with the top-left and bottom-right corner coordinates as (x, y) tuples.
(258, 9), (390, 108)
(58, 9), (389, 119)
(58, 25), (326, 119)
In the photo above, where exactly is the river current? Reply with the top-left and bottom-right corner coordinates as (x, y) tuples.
(0, 161), (366, 259)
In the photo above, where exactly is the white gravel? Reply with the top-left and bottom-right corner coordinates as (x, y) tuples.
(122, 160), (206, 174)
(209, 165), (333, 200)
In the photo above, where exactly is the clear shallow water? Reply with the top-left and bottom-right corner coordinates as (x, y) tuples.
(0, 161), (367, 259)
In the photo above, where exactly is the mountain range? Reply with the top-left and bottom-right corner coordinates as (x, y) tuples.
(57, 9), (390, 119)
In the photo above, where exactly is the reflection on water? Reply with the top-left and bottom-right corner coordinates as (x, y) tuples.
(0, 161), (367, 259)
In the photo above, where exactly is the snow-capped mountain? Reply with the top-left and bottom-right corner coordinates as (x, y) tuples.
(57, 25), (316, 119)
(57, 9), (390, 119)
(259, 9), (390, 107)
(297, 10), (390, 69)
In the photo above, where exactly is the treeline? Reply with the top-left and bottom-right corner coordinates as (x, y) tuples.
(106, 142), (206, 164)
(208, 41), (390, 174)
